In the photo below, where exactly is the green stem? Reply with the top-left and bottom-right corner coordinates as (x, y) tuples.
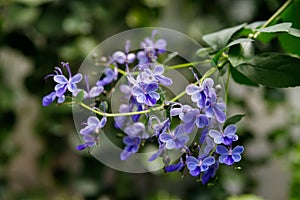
(253, 0), (294, 38)
(78, 67), (218, 117)
(165, 60), (211, 70)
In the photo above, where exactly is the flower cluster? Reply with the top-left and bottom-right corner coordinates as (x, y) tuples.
(42, 31), (244, 184)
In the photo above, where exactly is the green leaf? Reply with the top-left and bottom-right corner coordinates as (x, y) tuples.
(255, 22), (292, 33)
(228, 41), (254, 67)
(226, 38), (253, 48)
(202, 23), (246, 51)
(163, 52), (179, 64)
(74, 90), (85, 102)
(224, 114), (246, 128)
(235, 53), (300, 88)
(278, 0), (300, 56)
(230, 66), (259, 87)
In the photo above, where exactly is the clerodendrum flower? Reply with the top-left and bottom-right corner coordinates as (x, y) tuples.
(42, 62), (83, 106)
(131, 82), (160, 106)
(216, 145), (244, 165)
(186, 156), (215, 176)
(209, 124), (238, 145)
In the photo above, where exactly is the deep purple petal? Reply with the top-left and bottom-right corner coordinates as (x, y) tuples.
(190, 168), (201, 176)
(224, 155), (234, 165)
(76, 144), (87, 151)
(144, 94), (157, 106)
(42, 92), (56, 106)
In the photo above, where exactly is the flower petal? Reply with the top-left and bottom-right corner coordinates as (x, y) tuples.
(203, 156), (215, 166)
(232, 145), (244, 154)
(216, 145), (229, 154)
(224, 125), (237, 136)
(186, 84), (200, 95)
(54, 75), (68, 83)
(71, 74), (83, 83)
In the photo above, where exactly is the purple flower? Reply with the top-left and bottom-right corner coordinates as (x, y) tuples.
(216, 145), (244, 165)
(164, 158), (185, 172)
(114, 104), (130, 128)
(143, 65), (173, 86)
(73, 75), (104, 99)
(148, 143), (166, 161)
(124, 122), (148, 138)
(76, 134), (99, 151)
(42, 91), (65, 106)
(112, 40), (136, 64)
(137, 31), (167, 65)
(112, 51), (136, 64)
(120, 136), (141, 160)
(159, 125), (189, 149)
(209, 125), (238, 145)
(186, 156), (215, 176)
(53, 62), (82, 97)
(42, 62), (82, 106)
(201, 161), (219, 184)
(131, 82), (160, 106)
(96, 67), (118, 86)
(80, 116), (107, 135)
(170, 105), (209, 133)
(204, 90), (226, 123)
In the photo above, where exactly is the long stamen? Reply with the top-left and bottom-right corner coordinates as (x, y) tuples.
(61, 62), (72, 78)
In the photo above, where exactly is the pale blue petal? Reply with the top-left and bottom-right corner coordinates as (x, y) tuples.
(216, 145), (229, 154)
(71, 74), (83, 83)
(54, 75), (68, 83)
(232, 145), (244, 154)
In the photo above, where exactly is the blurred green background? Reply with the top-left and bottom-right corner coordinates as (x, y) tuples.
(1, 0), (300, 199)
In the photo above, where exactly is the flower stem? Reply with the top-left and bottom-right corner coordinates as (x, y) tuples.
(253, 0), (294, 38)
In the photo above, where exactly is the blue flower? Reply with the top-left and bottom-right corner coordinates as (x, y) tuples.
(76, 134), (99, 151)
(124, 122), (148, 139)
(209, 125), (238, 145)
(216, 145), (244, 165)
(164, 158), (185, 172)
(42, 62), (82, 106)
(54, 62), (83, 97)
(159, 125), (189, 149)
(170, 105), (209, 133)
(96, 67), (118, 86)
(80, 116), (107, 135)
(112, 51), (136, 64)
(131, 82), (160, 106)
(73, 75), (104, 99)
(186, 156), (215, 176)
(204, 89), (226, 123)
(137, 32), (167, 65)
(201, 161), (219, 184)
(120, 136), (141, 160)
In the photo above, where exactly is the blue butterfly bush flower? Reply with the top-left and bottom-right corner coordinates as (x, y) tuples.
(43, 30), (245, 185)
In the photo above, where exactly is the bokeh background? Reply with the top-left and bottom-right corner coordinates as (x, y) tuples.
(1, 0), (300, 199)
